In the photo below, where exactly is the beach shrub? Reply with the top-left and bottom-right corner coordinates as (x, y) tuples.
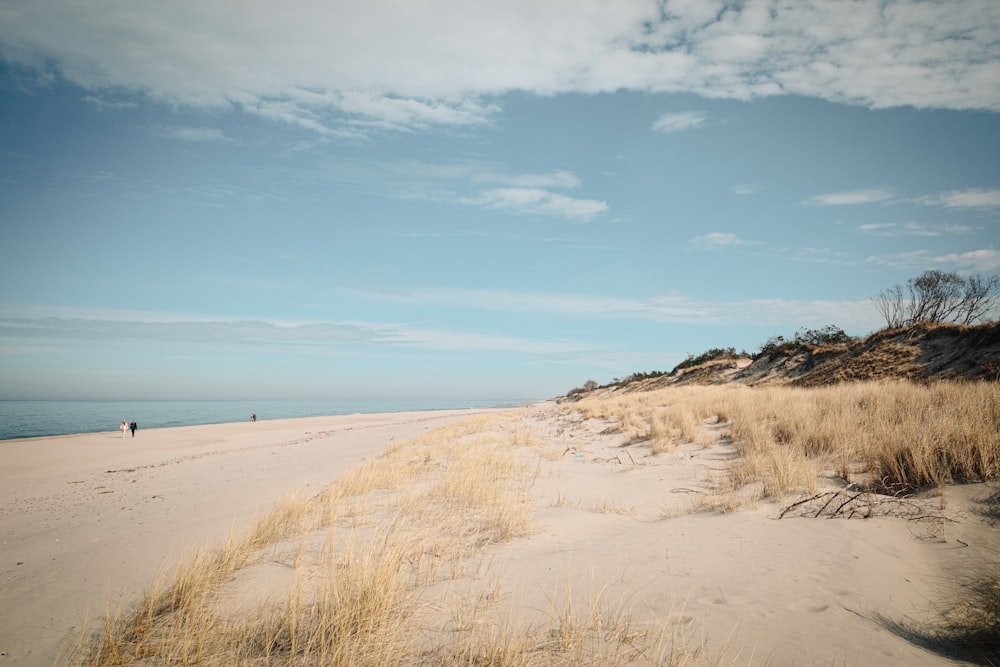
(755, 325), (853, 359)
(566, 379), (599, 397)
(672, 347), (749, 373)
(608, 370), (669, 385)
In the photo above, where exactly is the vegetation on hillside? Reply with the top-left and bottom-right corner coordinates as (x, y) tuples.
(566, 319), (999, 396)
(673, 347), (750, 371)
(754, 324), (854, 358)
(568, 270), (998, 396)
(875, 269), (1000, 329)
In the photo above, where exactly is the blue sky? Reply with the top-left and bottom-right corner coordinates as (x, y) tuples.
(1, 0), (998, 401)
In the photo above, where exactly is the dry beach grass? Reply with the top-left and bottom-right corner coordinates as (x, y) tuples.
(62, 379), (1000, 666)
(72, 416), (693, 665)
(578, 380), (1000, 498)
(72, 415), (689, 665)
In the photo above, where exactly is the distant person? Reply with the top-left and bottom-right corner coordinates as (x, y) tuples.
(120, 420), (128, 439)
(130, 420), (137, 437)
(251, 413), (256, 422)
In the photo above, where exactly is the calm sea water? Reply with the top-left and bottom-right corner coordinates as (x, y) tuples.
(0, 398), (531, 441)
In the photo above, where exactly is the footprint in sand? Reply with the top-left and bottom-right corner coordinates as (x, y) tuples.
(788, 599), (829, 613)
(697, 595), (727, 605)
(697, 594), (770, 619)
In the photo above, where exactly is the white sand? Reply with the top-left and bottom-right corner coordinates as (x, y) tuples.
(0, 408), (510, 665)
(502, 407), (993, 665)
(1, 404), (993, 665)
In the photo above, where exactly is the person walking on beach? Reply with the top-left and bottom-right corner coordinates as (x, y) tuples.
(120, 419), (128, 439)
(130, 420), (137, 437)
(251, 413), (256, 422)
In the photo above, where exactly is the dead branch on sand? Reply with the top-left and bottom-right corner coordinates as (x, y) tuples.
(779, 490), (957, 522)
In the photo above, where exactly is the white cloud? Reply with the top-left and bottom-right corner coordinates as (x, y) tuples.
(262, 89), (501, 135)
(804, 189), (894, 206)
(148, 125), (232, 143)
(865, 250), (933, 269)
(372, 326), (596, 355)
(353, 286), (723, 323)
(858, 221), (976, 237)
(866, 247), (1000, 272)
(2, 0), (998, 138)
(83, 95), (137, 111)
(0, 311), (593, 356)
(932, 249), (1000, 272)
(783, 246), (853, 266)
(357, 285), (883, 330)
(331, 91), (499, 131)
(652, 111), (707, 133)
(382, 161), (581, 190)
(919, 188), (1000, 210)
(732, 184), (757, 195)
(465, 188), (608, 222)
(691, 232), (750, 249)
(249, 99), (357, 137)
(1, 286), (887, 346)
(319, 158), (603, 221)
(501, 170), (581, 190)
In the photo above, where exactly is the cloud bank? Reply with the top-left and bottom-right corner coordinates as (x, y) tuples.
(2, 0), (998, 138)
(0, 287), (886, 352)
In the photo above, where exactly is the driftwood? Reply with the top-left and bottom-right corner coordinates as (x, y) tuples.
(578, 447), (642, 466)
(778, 490), (955, 522)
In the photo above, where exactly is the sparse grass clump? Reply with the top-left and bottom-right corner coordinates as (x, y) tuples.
(877, 545), (1000, 665)
(937, 553), (1000, 662)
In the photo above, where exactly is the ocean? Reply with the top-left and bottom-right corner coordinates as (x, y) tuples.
(0, 398), (531, 441)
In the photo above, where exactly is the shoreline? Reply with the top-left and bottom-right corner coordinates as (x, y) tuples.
(0, 406), (521, 665)
(0, 398), (538, 442)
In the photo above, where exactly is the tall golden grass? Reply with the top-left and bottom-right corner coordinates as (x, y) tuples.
(73, 380), (999, 665)
(574, 379), (1000, 659)
(576, 380), (999, 500)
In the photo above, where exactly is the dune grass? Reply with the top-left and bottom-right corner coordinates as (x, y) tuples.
(72, 412), (698, 665)
(73, 380), (999, 665)
(573, 379), (1000, 661)
(576, 380), (999, 502)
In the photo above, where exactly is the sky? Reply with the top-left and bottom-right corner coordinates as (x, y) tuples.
(1, 0), (999, 402)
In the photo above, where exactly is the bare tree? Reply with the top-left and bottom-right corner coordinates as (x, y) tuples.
(874, 284), (907, 329)
(959, 273), (1000, 324)
(874, 270), (1000, 328)
(907, 270), (966, 324)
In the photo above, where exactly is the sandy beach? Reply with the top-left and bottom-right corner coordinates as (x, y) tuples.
(1, 402), (995, 665)
(0, 408), (512, 665)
